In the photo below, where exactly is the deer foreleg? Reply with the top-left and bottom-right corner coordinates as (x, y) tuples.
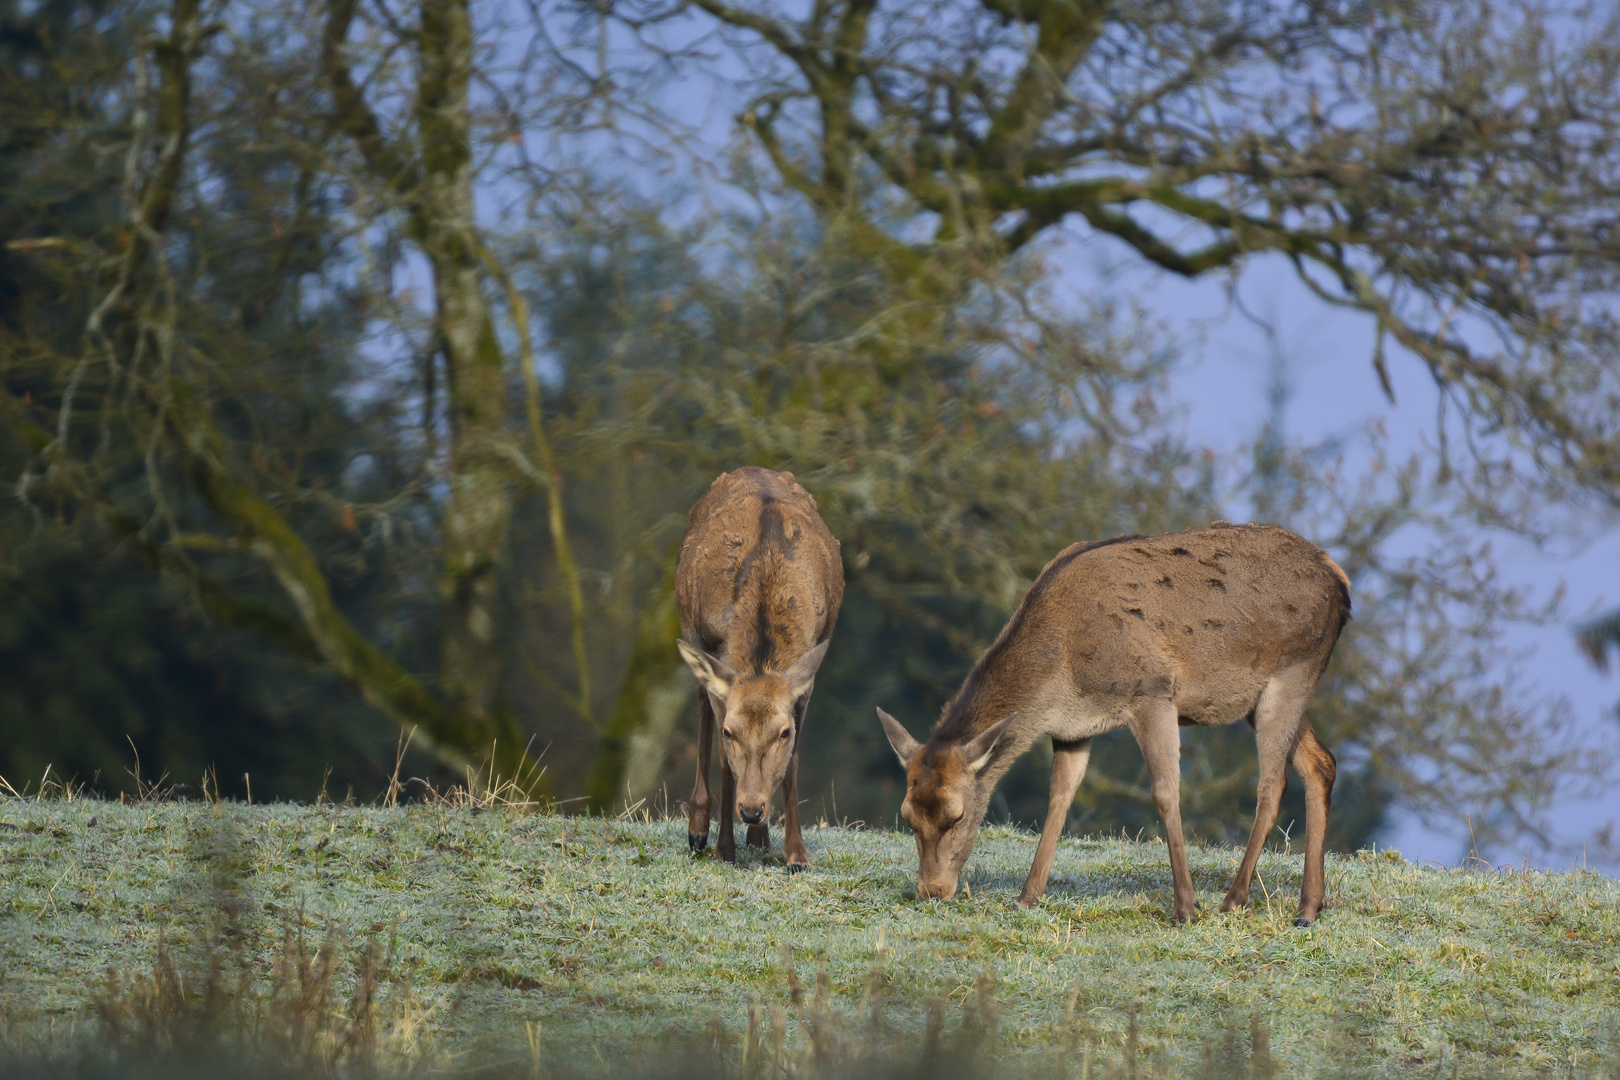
(688, 691), (715, 854)
(717, 754), (738, 863)
(781, 698), (810, 871)
(1018, 737), (1091, 908)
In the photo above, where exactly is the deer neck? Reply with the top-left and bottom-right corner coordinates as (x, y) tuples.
(933, 650), (1052, 786)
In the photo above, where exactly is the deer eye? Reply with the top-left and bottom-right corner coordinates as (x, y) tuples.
(945, 811), (965, 830)
(722, 727), (736, 740)
(779, 727), (792, 740)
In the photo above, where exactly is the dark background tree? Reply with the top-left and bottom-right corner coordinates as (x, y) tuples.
(0, 0), (444, 797)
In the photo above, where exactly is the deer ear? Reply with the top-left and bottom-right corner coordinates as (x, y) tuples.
(782, 639), (830, 699)
(677, 640), (735, 700)
(876, 708), (921, 767)
(964, 712), (1018, 774)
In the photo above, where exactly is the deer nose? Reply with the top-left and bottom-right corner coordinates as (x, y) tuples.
(738, 803), (766, 824)
(917, 879), (956, 901)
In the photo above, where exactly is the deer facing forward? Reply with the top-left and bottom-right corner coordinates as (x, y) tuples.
(676, 467), (844, 869)
(878, 523), (1349, 926)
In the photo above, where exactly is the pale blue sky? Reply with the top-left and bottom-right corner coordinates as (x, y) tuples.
(1089, 245), (1620, 872)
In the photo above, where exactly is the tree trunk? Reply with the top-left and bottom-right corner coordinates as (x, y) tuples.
(415, 0), (515, 733)
(70, 0), (544, 790)
(585, 574), (687, 811)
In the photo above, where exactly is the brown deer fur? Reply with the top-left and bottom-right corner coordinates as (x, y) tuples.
(879, 523), (1349, 925)
(676, 467), (844, 868)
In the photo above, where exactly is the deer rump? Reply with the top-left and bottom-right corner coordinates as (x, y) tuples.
(675, 467), (844, 869)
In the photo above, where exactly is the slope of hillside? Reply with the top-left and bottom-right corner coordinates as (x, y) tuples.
(1, 797), (1616, 1077)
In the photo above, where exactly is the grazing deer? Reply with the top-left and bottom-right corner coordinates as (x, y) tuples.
(878, 523), (1349, 926)
(676, 467), (844, 869)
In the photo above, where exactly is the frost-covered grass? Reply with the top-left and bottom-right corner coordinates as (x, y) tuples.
(1, 796), (1617, 1077)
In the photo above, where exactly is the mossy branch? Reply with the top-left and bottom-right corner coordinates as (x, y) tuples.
(164, 384), (495, 767)
(321, 0), (421, 204)
(485, 250), (595, 729)
(82, 0), (544, 791)
(101, 510), (324, 662)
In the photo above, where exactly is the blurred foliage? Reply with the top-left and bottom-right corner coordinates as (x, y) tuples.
(0, 0), (1611, 858)
(0, 528), (437, 801)
(504, 199), (1576, 852)
(0, 0), (442, 798)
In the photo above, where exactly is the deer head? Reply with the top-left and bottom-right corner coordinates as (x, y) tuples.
(878, 708), (1017, 900)
(679, 639), (829, 824)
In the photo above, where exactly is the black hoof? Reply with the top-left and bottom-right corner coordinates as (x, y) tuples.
(786, 863), (807, 874)
(688, 833), (708, 854)
(1293, 917), (1314, 928)
(1195, 900), (1203, 909)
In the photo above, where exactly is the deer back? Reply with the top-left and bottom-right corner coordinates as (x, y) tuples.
(675, 467), (844, 670)
(936, 523), (1349, 743)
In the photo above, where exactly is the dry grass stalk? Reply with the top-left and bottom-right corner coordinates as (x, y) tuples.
(88, 914), (448, 1077)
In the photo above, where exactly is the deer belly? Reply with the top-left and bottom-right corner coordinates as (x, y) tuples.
(1171, 670), (1268, 727)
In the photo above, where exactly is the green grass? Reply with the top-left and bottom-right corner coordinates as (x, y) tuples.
(1, 796), (1617, 1077)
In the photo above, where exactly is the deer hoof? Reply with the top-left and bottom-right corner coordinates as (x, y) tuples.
(688, 833), (708, 854)
(786, 863), (807, 874)
(1292, 916), (1314, 928)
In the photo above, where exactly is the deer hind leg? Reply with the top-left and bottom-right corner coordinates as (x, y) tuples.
(1220, 669), (1312, 913)
(688, 692), (715, 854)
(1018, 737), (1092, 909)
(1131, 699), (1197, 923)
(1291, 723), (1336, 926)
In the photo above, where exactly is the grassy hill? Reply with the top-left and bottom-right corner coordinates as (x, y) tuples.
(1, 795), (1616, 1077)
